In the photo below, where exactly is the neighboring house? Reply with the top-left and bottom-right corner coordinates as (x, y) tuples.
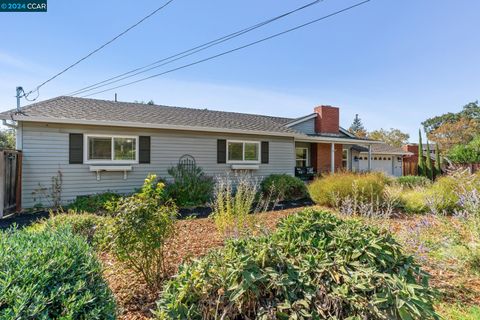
(0, 96), (407, 208)
(402, 143), (437, 175)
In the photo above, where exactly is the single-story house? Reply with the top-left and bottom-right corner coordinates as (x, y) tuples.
(0, 96), (410, 208)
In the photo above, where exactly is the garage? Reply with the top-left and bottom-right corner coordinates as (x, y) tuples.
(350, 144), (412, 177)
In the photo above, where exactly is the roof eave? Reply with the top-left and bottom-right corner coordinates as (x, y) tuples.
(294, 136), (384, 144)
(285, 113), (317, 127)
(10, 116), (298, 138)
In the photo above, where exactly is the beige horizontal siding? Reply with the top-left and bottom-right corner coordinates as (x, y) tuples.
(21, 122), (295, 208)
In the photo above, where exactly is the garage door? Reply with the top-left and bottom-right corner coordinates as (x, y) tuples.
(358, 155), (394, 176)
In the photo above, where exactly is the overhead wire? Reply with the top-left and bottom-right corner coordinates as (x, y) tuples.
(67, 0), (324, 96)
(23, 0), (176, 100)
(80, 0), (371, 98)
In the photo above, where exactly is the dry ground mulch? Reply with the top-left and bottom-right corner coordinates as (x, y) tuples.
(100, 207), (480, 319)
(101, 208), (300, 320)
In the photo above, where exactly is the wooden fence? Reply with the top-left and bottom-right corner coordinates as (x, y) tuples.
(0, 150), (22, 218)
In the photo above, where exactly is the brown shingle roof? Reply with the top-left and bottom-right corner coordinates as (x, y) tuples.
(0, 96), (298, 135)
(353, 143), (412, 155)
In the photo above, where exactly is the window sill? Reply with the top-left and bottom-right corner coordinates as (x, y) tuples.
(89, 165), (132, 180)
(231, 164), (260, 170)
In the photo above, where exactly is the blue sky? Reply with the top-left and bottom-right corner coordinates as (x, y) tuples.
(0, 0), (478, 141)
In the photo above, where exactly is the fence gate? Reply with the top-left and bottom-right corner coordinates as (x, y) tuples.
(0, 150), (22, 218)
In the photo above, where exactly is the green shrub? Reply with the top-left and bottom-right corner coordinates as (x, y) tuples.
(308, 172), (388, 207)
(156, 209), (438, 320)
(0, 227), (116, 319)
(165, 163), (214, 207)
(31, 212), (115, 251)
(399, 188), (429, 214)
(260, 174), (308, 201)
(113, 174), (177, 291)
(68, 192), (122, 214)
(397, 175), (431, 188)
(448, 135), (480, 164)
(425, 176), (460, 214)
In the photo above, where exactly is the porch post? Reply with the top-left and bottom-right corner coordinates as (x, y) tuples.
(331, 143), (335, 174)
(367, 144), (372, 172)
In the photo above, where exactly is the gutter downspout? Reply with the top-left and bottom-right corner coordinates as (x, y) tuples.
(2, 119), (17, 129)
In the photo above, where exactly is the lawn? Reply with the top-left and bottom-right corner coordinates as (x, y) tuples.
(99, 206), (480, 319)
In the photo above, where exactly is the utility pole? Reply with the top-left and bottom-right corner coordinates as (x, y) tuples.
(15, 86), (23, 112)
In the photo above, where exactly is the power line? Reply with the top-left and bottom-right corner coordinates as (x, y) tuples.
(24, 0), (175, 99)
(81, 0), (371, 98)
(68, 0), (323, 96)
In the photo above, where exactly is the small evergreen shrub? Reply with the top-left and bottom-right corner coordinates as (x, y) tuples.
(31, 212), (115, 251)
(397, 175), (431, 188)
(156, 209), (438, 320)
(113, 174), (177, 291)
(308, 172), (388, 207)
(165, 163), (214, 207)
(399, 189), (429, 214)
(260, 174), (308, 201)
(0, 227), (116, 319)
(425, 176), (461, 214)
(68, 191), (122, 214)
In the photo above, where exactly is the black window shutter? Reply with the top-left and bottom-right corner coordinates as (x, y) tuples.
(139, 136), (151, 164)
(261, 141), (269, 164)
(69, 133), (83, 164)
(217, 139), (226, 163)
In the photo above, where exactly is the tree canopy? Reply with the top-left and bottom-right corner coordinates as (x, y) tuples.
(422, 101), (480, 133)
(447, 135), (480, 164)
(0, 129), (15, 149)
(348, 114), (367, 138)
(367, 128), (410, 147)
(422, 101), (480, 152)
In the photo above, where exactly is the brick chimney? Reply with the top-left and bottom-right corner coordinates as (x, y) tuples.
(314, 105), (339, 134)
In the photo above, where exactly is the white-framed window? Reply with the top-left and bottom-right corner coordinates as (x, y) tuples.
(295, 147), (309, 167)
(227, 140), (260, 163)
(85, 134), (139, 164)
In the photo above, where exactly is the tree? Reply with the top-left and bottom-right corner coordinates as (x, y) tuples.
(425, 138), (433, 180)
(435, 143), (442, 177)
(422, 101), (480, 152)
(367, 128), (410, 147)
(422, 101), (480, 133)
(427, 117), (478, 152)
(418, 130), (426, 177)
(447, 135), (480, 164)
(348, 114), (367, 138)
(0, 129), (15, 149)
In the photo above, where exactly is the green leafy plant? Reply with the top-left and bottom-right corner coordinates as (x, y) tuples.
(308, 171), (388, 207)
(0, 227), (116, 319)
(399, 188), (429, 214)
(448, 135), (480, 164)
(30, 211), (116, 251)
(113, 174), (177, 291)
(260, 174), (308, 201)
(68, 192), (122, 214)
(156, 209), (438, 320)
(396, 175), (431, 189)
(165, 163), (214, 207)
